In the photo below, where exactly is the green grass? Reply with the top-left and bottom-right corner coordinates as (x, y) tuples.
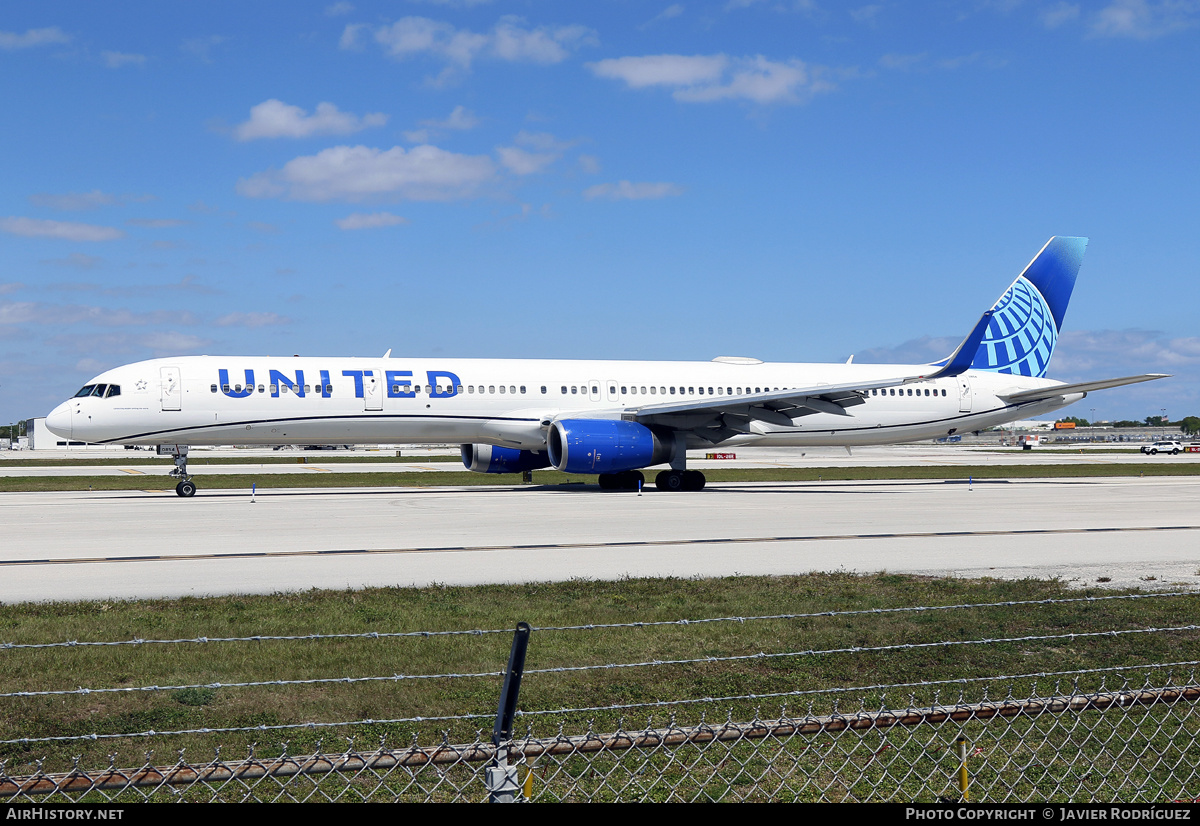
(1, 573), (1198, 788)
(0, 453), (456, 467)
(1, 462), (1198, 492)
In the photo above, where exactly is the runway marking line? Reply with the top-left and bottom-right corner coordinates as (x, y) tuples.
(5, 525), (1197, 568)
(119, 469), (145, 475)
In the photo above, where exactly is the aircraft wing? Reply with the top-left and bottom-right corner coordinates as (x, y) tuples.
(624, 311), (997, 442)
(999, 373), (1170, 404)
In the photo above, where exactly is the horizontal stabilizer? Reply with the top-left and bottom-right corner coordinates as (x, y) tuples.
(1000, 374), (1170, 403)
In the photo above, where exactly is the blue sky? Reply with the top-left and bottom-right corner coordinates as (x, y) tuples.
(1, 0), (1197, 425)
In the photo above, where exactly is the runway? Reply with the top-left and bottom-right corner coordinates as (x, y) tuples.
(3, 475), (1198, 603)
(1, 444), (1197, 478)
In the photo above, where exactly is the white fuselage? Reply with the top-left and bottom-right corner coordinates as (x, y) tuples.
(46, 355), (1082, 450)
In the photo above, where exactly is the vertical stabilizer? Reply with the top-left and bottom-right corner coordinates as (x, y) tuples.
(970, 236), (1087, 377)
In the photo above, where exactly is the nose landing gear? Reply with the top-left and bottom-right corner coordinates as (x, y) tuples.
(158, 444), (197, 497)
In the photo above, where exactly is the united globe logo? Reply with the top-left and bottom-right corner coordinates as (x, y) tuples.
(972, 276), (1057, 377)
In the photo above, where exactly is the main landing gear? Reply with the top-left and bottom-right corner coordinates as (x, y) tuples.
(654, 470), (706, 492)
(595, 469), (706, 491)
(158, 444), (197, 497)
(597, 470), (644, 491)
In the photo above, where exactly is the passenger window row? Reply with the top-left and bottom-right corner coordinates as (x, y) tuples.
(869, 387), (948, 397)
(198, 381), (949, 400)
(210, 384), (334, 394)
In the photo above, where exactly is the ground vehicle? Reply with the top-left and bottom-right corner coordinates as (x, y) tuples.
(1142, 441), (1182, 455)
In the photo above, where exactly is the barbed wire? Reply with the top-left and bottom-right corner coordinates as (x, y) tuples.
(518, 624), (1200, 678)
(0, 712), (494, 747)
(4, 660), (1196, 748)
(0, 668), (503, 700)
(5, 623), (1198, 701)
(3, 591), (1193, 651)
(513, 659), (1200, 720)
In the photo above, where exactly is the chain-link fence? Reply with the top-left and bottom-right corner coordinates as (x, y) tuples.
(4, 665), (1200, 802)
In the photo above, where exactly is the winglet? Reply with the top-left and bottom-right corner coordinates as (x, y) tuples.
(917, 309), (994, 381)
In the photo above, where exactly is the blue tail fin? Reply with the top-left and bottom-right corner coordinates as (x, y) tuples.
(970, 236), (1087, 377)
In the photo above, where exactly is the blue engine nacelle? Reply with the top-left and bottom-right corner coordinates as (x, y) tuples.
(461, 444), (552, 474)
(547, 419), (671, 474)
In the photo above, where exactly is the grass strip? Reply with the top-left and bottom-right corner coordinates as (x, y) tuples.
(0, 454), (456, 467)
(0, 462), (1198, 492)
(2, 573), (1198, 776)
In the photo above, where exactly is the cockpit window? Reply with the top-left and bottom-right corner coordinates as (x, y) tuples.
(106, 385), (121, 398)
(90, 384), (108, 397)
(74, 385), (96, 398)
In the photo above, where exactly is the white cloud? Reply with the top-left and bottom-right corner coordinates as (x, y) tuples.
(491, 17), (591, 63)
(0, 301), (185, 327)
(497, 146), (557, 175)
(1055, 329), (1200, 372)
(589, 53), (830, 104)
(234, 99), (388, 141)
(41, 253), (103, 269)
(325, 2), (354, 16)
(678, 56), (821, 103)
(366, 15), (594, 73)
(339, 23), (367, 50)
(0, 27), (70, 50)
(589, 54), (727, 88)
(213, 312), (289, 328)
(102, 51), (146, 68)
(496, 131), (572, 175)
(642, 4), (685, 28)
(44, 275), (217, 297)
(879, 52), (928, 71)
(583, 181), (684, 201)
(1041, 2), (1081, 28)
(181, 35), (227, 62)
(237, 144), (497, 202)
(1089, 0), (1198, 38)
(0, 217), (124, 242)
(139, 332), (209, 353)
(403, 105), (480, 142)
(335, 211), (409, 230)
(850, 4), (883, 24)
(0, 283), (25, 294)
(28, 190), (117, 211)
(126, 218), (188, 228)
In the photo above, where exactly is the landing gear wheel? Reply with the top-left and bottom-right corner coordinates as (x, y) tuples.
(600, 471), (647, 491)
(655, 470), (686, 492)
(175, 480), (197, 497)
(683, 470), (706, 491)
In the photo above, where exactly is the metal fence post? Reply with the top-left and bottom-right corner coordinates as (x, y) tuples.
(488, 622), (531, 802)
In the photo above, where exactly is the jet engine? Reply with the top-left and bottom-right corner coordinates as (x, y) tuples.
(461, 444), (552, 474)
(546, 419), (671, 474)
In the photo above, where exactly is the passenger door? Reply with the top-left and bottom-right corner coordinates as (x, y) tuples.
(160, 366), (181, 411)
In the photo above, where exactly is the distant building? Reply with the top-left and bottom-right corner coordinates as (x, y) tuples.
(996, 420), (1057, 431)
(27, 417), (125, 451)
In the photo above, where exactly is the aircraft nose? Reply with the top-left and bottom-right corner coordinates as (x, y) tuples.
(46, 402), (72, 439)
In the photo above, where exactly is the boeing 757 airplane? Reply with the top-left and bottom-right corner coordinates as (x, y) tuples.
(46, 237), (1166, 496)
